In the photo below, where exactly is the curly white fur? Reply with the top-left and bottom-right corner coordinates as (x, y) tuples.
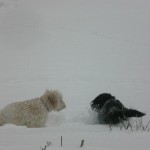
(0, 90), (66, 128)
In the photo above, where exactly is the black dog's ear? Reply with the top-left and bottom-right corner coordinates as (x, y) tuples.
(91, 93), (115, 111)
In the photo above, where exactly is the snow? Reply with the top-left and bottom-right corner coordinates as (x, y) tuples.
(0, 0), (150, 149)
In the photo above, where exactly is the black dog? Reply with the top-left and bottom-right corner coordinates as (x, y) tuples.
(91, 93), (145, 124)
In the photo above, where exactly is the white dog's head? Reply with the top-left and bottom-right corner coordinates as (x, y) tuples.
(40, 90), (66, 111)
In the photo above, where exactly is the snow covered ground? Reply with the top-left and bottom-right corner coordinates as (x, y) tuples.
(0, 0), (150, 149)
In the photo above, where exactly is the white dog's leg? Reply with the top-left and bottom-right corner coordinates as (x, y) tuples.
(26, 121), (45, 128)
(0, 112), (6, 126)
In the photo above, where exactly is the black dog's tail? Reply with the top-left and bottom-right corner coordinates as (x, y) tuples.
(124, 109), (145, 118)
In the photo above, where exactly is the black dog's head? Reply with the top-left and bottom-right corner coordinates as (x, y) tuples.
(91, 93), (115, 111)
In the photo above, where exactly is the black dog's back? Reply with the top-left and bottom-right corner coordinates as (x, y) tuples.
(98, 98), (128, 124)
(91, 93), (145, 124)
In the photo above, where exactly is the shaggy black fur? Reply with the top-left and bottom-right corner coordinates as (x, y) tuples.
(91, 93), (145, 124)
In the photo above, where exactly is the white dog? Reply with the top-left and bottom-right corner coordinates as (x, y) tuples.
(0, 90), (66, 128)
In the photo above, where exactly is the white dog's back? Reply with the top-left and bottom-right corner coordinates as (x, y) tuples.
(0, 98), (48, 127)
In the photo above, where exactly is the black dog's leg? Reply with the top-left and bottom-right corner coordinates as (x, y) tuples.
(100, 109), (126, 124)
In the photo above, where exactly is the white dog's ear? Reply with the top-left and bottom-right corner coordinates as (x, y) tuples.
(47, 90), (58, 108)
(49, 97), (57, 108)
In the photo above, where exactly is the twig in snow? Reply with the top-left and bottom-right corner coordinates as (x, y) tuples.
(61, 136), (63, 147)
(80, 139), (84, 148)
